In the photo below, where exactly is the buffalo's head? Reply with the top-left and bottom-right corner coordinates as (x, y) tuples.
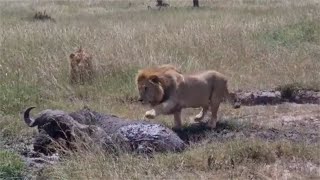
(23, 107), (108, 155)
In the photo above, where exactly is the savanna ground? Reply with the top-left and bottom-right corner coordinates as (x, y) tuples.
(0, 0), (320, 179)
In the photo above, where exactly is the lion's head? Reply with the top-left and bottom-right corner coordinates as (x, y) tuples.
(69, 48), (92, 71)
(136, 64), (182, 106)
(137, 75), (165, 106)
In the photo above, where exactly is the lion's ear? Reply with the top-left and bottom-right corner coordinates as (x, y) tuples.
(136, 71), (145, 83)
(69, 53), (75, 59)
(149, 75), (160, 84)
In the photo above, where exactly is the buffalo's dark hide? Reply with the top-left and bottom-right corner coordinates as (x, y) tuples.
(23, 107), (186, 155)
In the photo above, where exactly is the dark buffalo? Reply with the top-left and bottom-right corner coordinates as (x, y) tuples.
(23, 107), (186, 155)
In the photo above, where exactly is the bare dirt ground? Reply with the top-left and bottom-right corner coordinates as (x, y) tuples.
(177, 103), (320, 144)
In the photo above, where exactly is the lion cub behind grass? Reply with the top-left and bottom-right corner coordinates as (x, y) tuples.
(136, 64), (240, 129)
(69, 48), (95, 85)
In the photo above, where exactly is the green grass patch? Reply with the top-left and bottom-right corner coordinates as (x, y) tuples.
(0, 109), (33, 141)
(261, 21), (320, 47)
(96, 67), (138, 98)
(63, 67), (139, 104)
(0, 83), (43, 115)
(0, 151), (25, 180)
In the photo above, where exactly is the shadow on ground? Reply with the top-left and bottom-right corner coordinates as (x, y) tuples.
(174, 120), (320, 144)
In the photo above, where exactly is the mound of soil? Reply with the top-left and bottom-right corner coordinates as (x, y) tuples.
(236, 89), (320, 106)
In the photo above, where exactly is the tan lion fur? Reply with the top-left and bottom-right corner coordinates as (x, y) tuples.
(136, 64), (240, 129)
(69, 48), (95, 85)
(136, 64), (180, 83)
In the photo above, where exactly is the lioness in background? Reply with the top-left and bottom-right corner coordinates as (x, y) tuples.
(136, 64), (240, 129)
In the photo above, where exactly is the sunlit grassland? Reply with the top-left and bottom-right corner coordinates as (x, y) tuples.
(0, 0), (320, 179)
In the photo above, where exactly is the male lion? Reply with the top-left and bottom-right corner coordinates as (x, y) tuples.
(136, 65), (240, 129)
(69, 48), (95, 85)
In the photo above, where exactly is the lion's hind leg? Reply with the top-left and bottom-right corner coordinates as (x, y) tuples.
(207, 90), (224, 129)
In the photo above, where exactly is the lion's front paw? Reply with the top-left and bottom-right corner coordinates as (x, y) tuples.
(192, 116), (203, 122)
(144, 110), (156, 119)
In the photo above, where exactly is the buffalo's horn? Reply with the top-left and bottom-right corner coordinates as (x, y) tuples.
(23, 107), (37, 127)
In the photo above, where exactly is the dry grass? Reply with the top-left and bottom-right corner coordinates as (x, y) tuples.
(44, 140), (320, 180)
(0, 0), (320, 179)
